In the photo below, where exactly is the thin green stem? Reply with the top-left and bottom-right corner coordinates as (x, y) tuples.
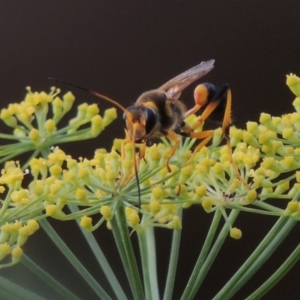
(180, 208), (222, 300)
(21, 254), (81, 300)
(188, 209), (240, 299)
(39, 219), (112, 300)
(163, 207), (183, 300)
(246, 242), (300, 299)
(0, 274), (46, 300)
(111, 202), (144, 300)
(213, 217), (296, 300)
(138, 226), (159, 300)
(145, 226), (160, 299)
(68, 205), (128, 300)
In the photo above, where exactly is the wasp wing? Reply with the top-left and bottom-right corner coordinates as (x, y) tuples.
(158, 59), (215, 99)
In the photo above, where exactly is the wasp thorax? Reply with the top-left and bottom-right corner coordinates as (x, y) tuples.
(123, 106), (157, 142)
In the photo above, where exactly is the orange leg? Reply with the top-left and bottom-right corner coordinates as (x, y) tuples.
(185, 130), (214, 164)
(186, 86), (250, 189)
(165, 130), (181, 172)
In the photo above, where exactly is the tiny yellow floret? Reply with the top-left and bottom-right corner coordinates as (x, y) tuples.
(75, 188), (87, 201)
(0, 243), (11, 260)
(100, 205), (112, 219)
(45, 119), (57, 133)
(103, 108), (117, 126)
(230, 227), (242, 239)
(29, 128), (40, 141)
(63, 92), (75, 110)
(246, 190), (257, 203)
(149, 200), (161, 212)
(80, 216), (93, 231)
(196, 185), (207, 197)
(50, 165), (62, 176)
(127, 212), (140, 226)
(78, 168), (88, 179)
(12, 246), (23, 263)
(202, 198), (213, 212)
(45, 204), (57, 216)
(152, 187), (164, 200)
(286, 73), (300, 97)
(27, 220), (39, 233)
(287, 201), (299, 213)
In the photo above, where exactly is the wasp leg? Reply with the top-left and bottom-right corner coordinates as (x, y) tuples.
(188, 86), (250, 189)
(185, 130), (214, 165)
(120, 132), (143, 209)
(220, 89), (250, 189)
(139, 142), (146, 162)
(163, 130), (181, 172)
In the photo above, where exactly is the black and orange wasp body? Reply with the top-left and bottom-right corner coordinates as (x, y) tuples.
(119, 59), (231, 171)
(50, 60), (237, 207)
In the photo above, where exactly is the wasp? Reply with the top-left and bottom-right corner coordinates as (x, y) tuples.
(50, 59), (241, 208)
(121, 59), (233, 172)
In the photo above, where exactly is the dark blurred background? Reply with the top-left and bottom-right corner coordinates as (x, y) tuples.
(1, 1), (300, 299)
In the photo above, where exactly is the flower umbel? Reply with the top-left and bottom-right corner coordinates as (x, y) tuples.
(1, 77), (300, 299)
(0, 87), (117, 168)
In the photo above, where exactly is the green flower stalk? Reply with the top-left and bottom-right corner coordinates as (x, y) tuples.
(0, 74), (300, 299)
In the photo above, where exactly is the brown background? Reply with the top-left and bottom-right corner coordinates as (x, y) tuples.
(1, 1), (300, 299)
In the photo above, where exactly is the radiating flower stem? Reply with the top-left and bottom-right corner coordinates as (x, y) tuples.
(245, 243), (300, 300)
(39, 219), (113, 300)
(213, 217), (297, 299)
(180, 208), (222, 300)
(137, 225), (159, 299)
(110, 202), (144, 300)
(183, 209), (240, 300)
(21, 255), (81, 300)
(0, 274), (45, 300)
(163, 207), (183, 300)
(69, 205), (128, 300)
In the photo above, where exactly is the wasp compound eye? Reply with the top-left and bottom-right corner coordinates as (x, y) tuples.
(144, 107), (157, 135)
(123, 106), (157, 136)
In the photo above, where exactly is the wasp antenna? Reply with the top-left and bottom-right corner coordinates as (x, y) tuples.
(131, 124), (142, 213)
(48, 77), (128, 113)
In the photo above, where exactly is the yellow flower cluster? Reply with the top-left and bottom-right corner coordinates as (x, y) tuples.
(0, 219), (39, 267)
(0, 74), (300, 267)
(0, 87), (117, 165)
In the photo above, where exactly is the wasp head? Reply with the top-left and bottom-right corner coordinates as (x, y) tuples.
(123, 106), (157, 142)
